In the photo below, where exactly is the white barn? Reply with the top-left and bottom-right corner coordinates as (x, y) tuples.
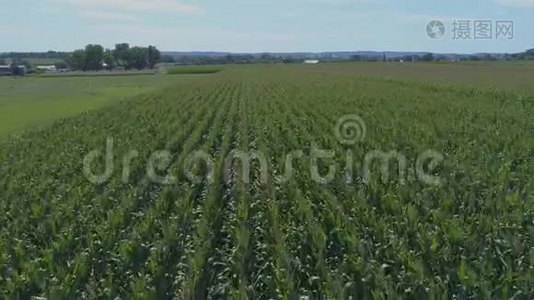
(36, 65), (57, 72)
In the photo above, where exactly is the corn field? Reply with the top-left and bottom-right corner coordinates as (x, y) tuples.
(0, 66), (533, 299)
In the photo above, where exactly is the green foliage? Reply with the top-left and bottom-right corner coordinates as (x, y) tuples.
(420, 52), (434, 61)
(54, 61), (68, 70)
(68, 50), (86, 71)
(128, 46), (149, 70)
(113, 43), (131, 68)
(84, 44), (104, 71)
(103, 49), (115, 71)
(127, 45), (160, 70)
(147, 46), (160, 69)
(66, 43), (161, 71)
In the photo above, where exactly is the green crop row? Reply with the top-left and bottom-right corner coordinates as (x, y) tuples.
(0, 66), (532, 299)
(166, 66), (224, 75)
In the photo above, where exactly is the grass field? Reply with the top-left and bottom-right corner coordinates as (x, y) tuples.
(0, 63), (533, 298)
(166, 66), (224, 75)
(0, 74), (198, 135)
(37, 70), (158, 78)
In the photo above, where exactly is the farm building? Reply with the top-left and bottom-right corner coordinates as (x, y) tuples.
(0, 65), (11, 76)
(0, 65), (27, 76)
(304, 60), (320, 64)
(16, 65), (27, 76)
(36, 65), (57, 72)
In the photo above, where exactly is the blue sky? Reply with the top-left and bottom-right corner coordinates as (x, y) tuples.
(1, 0), (533, 53)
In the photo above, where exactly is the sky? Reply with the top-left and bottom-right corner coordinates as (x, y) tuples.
(1, 0), (533, 53)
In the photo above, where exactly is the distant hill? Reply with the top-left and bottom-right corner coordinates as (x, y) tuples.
(2, 49), (532, 66)
(161, 51), (480, 61)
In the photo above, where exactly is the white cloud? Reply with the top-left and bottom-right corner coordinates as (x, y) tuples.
(61, 0), (204, 14)
(83, 23), (298, 51)
(81, 11), (138, 21)
(494, 0), (534, 7)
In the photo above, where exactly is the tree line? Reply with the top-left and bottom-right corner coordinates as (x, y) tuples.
(506, 49), (534, 60)
(66, 43), (161, 71)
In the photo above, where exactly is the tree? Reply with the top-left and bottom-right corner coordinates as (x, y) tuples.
(481, 54), (496, 61)
(160, 55), (175, 63)
(113, 43), (130, 68)
(147, 46), (161, 69)
(9, 63), (25, 76)
(0, 59), (6, 65)
(84, 44), (104, 71)
(68, 49), (86, 71)
(420, 53), (434, 62)
(55, 61), (68, 70)
(402, 55), (414, 62)
(20, 60), (33, 70)
(128, 47), (148, 70)
(103, 49), (115, 70)
(282, 57), (297, 64)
